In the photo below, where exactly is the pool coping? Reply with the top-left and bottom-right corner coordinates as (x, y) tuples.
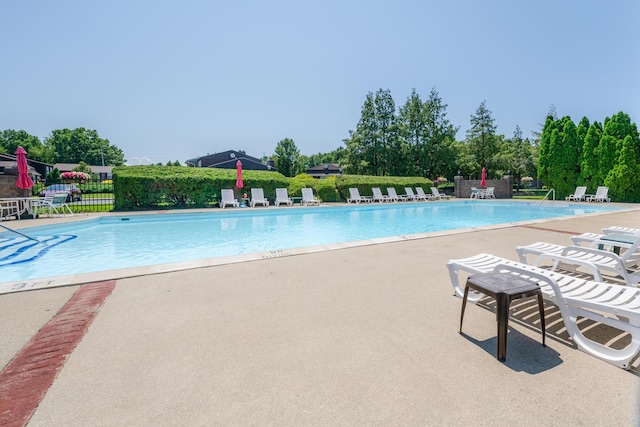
(1, 200), (638, 295)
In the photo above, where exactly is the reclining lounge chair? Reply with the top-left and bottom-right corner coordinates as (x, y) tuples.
(447, 253), (640, 369)
(347, 188), (371, 204)
(515, 239), (640, 286)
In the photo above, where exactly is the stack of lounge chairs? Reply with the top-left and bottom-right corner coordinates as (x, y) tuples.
(446, 225), (640, 370)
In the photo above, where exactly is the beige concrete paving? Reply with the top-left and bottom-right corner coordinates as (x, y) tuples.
(2, 205), (640, 426)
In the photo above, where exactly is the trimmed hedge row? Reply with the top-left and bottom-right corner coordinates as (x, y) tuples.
(112, 166), (435, 210)
(113, 166), (289, 210)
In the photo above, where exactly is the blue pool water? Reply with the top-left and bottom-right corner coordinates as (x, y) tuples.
(0, 200), (619, 284)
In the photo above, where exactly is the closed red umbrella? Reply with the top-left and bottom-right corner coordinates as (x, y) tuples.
(235, 160), (243, 189)
(480, 167), (487, 187)
(15, 146), (34, 190)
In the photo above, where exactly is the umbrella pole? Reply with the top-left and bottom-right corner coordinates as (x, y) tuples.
(0, 223), (45, 245)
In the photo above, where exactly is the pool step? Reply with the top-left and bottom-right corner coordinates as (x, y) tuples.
(0, 235), (77, 267)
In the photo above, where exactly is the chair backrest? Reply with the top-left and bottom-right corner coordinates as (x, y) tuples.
(251, 188), (265, 200)
(221, 189), (235, 202)
(276, 188), (289, 200)
(574, 186), (587, 197)
(595, 186), (608, 198)
(372, 188), (384, 198)
(301, 188), (316, 201)
(415, 187), (427, 197)
(387, 188), (399, 198)
(430, 187), (441, 196)
(349, 188), (360, 199)
(404, 187), (415, 197)
(52, 192), (68, 206)
(487, 187), (494, 195)
(471, 187), (478, 193)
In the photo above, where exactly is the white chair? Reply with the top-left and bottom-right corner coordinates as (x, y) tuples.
(415, 187), (431, 201)
(274, 188), (293, 206)
(470, 187), (479, 199)
(301, 188), (320, 206)
(403, 187), (419, 201)
(484, 187), (495, 199)
(447, 253), (640, 369)
(220, 189), (239, 208)
(565, 186), (587, 201)
(515, 238), (640, 286)
(587, 186), (610, 202)
(371, 187), (391, 203)
(347, 188), (371, 204)
(36, 192), (74, 217)
(430, 187), (451, 200)
(386, 187), (404, 202)
(603, 226), (640, 235)
(250, 188), (269, 207)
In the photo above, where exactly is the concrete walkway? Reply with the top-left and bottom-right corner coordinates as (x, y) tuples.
(1, 205), (639, 425)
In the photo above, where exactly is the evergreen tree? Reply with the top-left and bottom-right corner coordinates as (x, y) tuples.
(605, 135), (640, 202)
(579, 122), (602, 192)
(397, 89), (425, 176)
(466, 100), (498, 175)
(423, 87), (458, 179)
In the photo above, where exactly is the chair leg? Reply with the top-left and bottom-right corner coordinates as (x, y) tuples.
(537, 294), (546, 347)
(459, 285), (470, 334)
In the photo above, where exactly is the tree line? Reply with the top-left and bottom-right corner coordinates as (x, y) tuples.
(273, 88), (538, 185)
(538, 111), (640, 201)
(0, 128), (125, 166)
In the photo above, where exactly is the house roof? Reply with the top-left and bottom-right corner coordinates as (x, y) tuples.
(186, 150), (273, 171)
(305, 163), (342, 177)
(54, 163), (114, 174)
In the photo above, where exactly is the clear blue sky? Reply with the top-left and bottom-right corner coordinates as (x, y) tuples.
(2, 0), (638, 166)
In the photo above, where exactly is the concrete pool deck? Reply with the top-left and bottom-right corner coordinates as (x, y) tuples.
(1, 203), (639, 425)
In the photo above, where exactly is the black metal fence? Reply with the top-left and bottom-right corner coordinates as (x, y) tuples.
(33, 179), (114, 212)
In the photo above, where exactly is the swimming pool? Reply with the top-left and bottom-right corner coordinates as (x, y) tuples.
(0, 200), (621, 293)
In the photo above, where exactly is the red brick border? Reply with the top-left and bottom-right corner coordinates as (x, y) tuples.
(0, 281), (116, 427)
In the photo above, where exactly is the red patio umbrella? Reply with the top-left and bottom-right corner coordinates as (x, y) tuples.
(235, 160), (243, 189)
(15, 146), (34, 190)
(480, 167), (487, 187)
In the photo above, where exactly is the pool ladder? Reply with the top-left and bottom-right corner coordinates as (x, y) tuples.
(538, 188), (555, 206)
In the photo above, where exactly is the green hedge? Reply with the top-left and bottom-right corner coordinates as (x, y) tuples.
(113, 166), (289, 210)
(334, 175), (433, 201)
(112, 166), (436, 210)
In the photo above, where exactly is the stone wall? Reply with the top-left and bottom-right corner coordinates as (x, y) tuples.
(454, 175), (513, 199)
(0, 174), (29, 198)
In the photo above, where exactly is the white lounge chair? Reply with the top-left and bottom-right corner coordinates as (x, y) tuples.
(572, 228), (640, 246)
(515, 239), (640, 286)
(430, 187), (451, 200)
(484, 187), (495, 199)
(587, 186), (610, 202)
(347, 188), (371, 204)
(386, 187), (404, 202)
(301, 188), (320, 206)
(403, 187), (419, 201)
(447, 253), (640, 369)
(274, 188), (293, 206)
(565, 186), (587, 201)
(470, 187), (479, 199)
(371, 187), (391, 203)
(36, 192), (74, 217)
(415, 187), (431, 201)
(220, 189), (239, 208)
(250, 188), (269, 207)
(604, 226), (640, 235)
